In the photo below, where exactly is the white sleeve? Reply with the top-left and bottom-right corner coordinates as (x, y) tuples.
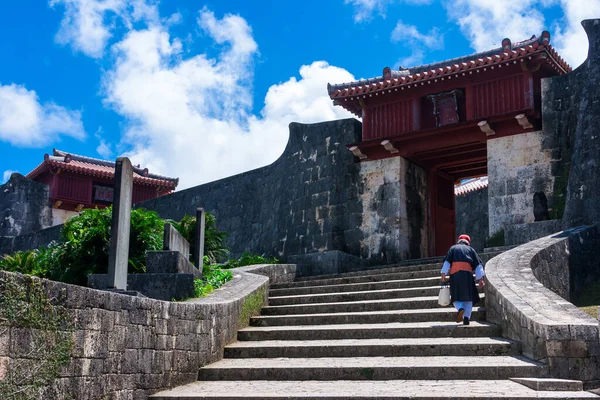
(440, 261), (451, 275)
(475, 264), (485, 280)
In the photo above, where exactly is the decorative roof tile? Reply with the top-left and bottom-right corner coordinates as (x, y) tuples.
(328, 31), (571, 105)
(455, 176), (488, 196)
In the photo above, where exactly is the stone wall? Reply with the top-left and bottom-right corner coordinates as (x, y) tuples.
(544, 19), (600, 229)
(0, 225), (62, 256)
(455, 187), (488, 252)
(486, 131), (556, 237)
(0, 263), (295, 399)
(138, 119), (428, 267)
(565, 224), (600, 302)
(504, 220), (562, 247)
(357, 157), (428, 263)
(0, 173), (52, 238)
(485, 228), (600, 387)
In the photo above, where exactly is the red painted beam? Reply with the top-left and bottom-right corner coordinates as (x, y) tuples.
(444, 162), (488, 175)
(413, 143), (485, 160)
(416, 150), (487, 168)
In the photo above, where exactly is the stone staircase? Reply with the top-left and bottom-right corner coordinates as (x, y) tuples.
(151, 258), (598, 399)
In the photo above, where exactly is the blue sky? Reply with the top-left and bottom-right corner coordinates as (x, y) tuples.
(1, 0), (598, 189)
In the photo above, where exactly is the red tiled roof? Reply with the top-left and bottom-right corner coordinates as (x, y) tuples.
(26, 149), (179, 190)
(455, 176), (488, 196)
(327, 31), (571, 110)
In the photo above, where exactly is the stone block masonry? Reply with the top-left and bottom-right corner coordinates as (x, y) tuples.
(455, 187), (488, 252)
(485, 227), (600, 388)
(138, 119), (430, 267)
(0, 263), (296, 399)
(0, 173), (53, 238)
(487, 130), (556, 236)
(139, 120), (365, 263)
(163, 223), (190, 261)
(545, 19), (600, 229)
(358, 157), (428, 263)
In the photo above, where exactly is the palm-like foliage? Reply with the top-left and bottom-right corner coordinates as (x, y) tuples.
(0, 250), (40, 274)
(168, 212), (229, 265)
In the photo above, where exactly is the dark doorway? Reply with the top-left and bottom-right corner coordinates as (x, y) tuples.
(429, 170), (456, 256)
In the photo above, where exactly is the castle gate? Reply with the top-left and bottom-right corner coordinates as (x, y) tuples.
(328, 31), (571, 256)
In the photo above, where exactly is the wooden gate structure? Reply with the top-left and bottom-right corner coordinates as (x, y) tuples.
(328, 32), (571, 256)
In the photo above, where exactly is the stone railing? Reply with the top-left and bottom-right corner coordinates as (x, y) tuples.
(0, 263), (295, 399)
(485, 227), (599, 388)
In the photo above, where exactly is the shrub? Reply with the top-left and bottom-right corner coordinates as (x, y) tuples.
(223, 253), (279, 269)
(129, 207), (164, 271)
(486, 229), (505, 248)
(193, 264), (233, 297)
(168, 212), (229, 264)
(0, 250), (42, 275)
(1, 207), (164, 285)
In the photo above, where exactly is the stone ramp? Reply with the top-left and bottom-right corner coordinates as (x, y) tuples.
(151, 380), (599, 399)
(150, 257), (597, 399)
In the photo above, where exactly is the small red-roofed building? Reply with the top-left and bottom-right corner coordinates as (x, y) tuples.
(25, 149), (178, 225)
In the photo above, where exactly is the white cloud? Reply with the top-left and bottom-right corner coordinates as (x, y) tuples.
(50, 0), (159, 58)
(441, 0), (600, 67)
(443, 0), (546, 52)
(551, 0), (600, 67)
(391, 22), (441, 48)
(102, 10), (355, 188)
(345, 0), (432, 23)
(2, 170), (17, 184)
(0, 84), (85, 147)
(391, 21), (443, 67)
(94, 127), (113, 158)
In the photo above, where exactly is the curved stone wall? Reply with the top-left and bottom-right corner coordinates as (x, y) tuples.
(0, 263), (295, 399)
(485, 228), (599, 387)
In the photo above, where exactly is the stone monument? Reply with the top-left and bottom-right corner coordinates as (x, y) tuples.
(107, 157), (133, 290)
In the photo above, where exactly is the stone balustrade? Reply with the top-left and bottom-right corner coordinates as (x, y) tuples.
(0, 263), (296, 399)
(485, 226), (600, 388)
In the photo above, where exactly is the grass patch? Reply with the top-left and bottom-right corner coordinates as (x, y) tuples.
(222, 253), (278, 269)
(238, 287), (266, 328)
(573, 280), (600, 320)
(579, 306), (598, 319)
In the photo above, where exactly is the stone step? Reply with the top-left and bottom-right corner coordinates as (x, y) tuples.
(150, 380), (599, 399)
(272, 266), (441, 289)
(223, 337), (519, 358)
(269, 276), (441, 297)
(251, 307), (485, 326)
(262, 296), (486, 315)
(269, 286), (444, 306)
(238, 321), (502, 341)
(197, 356), (545, 381)
(293, 261), (442, 281)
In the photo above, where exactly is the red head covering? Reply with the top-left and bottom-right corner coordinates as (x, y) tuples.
(457, 234), (471, 245)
